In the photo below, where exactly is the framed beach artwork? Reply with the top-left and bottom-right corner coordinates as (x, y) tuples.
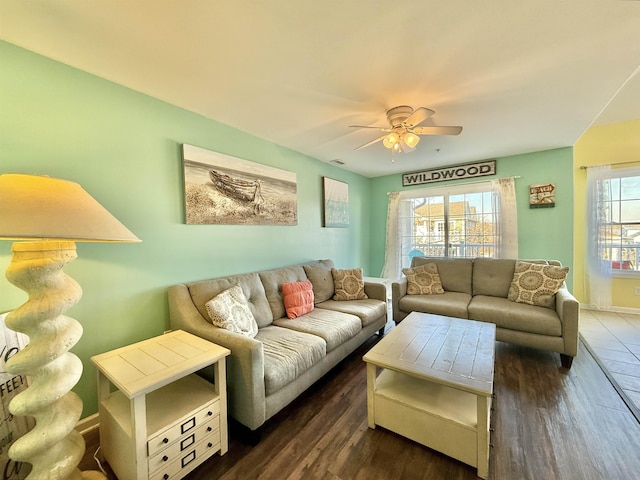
(529, 183), (555, 208)
(323, 177), (349, 227)
(182, 144), (298, 225)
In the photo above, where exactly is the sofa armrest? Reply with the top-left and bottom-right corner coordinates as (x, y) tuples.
(168, 284), (266, 431)
(391, 278), (408, 324)
(556, 286), (580, 357)
(363, 281), (386, 302)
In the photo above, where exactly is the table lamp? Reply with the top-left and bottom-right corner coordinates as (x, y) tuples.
(0, 173), (141, 479)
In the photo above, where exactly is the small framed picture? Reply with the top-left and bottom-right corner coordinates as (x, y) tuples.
(323, 177), (349, 227)
(529, 183), (555, 208)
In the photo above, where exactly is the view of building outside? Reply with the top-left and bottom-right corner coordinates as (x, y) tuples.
(598, 175), (640, 272)
(400, 189), (498, 264)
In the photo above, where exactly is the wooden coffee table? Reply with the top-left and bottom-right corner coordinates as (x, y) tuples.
(363, 312), (496, 479)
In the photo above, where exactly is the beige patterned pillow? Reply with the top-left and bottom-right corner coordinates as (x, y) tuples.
(402, 262), (445, 295)
(331, 268), (368, 301)
(508, 261), (569, 308)
(205, 285), (258, 337)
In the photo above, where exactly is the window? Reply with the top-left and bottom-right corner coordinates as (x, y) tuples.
(382, 178), (517, 281)
(399, 183), (499, 267)
(593, 171), (640, 274)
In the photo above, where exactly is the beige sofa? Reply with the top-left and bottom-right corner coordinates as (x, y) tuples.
(392, 257), (579, 368)
(168, 259), (387, 437)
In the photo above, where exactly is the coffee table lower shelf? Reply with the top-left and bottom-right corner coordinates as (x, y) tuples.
(367, 368), (491, 479)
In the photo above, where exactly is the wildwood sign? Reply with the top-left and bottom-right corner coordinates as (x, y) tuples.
(402, 160), (496, 186)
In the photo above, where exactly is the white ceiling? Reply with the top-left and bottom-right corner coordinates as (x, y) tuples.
(1, 1), (639, 178)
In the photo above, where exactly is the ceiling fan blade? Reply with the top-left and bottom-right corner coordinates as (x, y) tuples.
(354, 134), (387, 151)
(403, 107), (435, 128)
(349, 125), (391, 131)
(412, 126), (463, 136)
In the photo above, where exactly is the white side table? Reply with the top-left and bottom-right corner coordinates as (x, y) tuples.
(91, 330), (230, 480)
(363, 276), (391, 300)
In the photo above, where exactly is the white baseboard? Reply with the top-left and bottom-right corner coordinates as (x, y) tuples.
(76, 413), (100, 435)
(580, 304), (640, 315)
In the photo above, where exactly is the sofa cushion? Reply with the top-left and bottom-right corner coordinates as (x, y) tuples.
(468, 295), (562, 336)
(508, 261), (569, 309)
(472, 258), (516, 297)
(282, 280), (315, 319)
(273, 308), (361, 352)
(412, 257), (473, 295)
(402, 262), (445, 295)
(204, 285), (259, 338)
(259, 265), (308, 320)
(399, 292), (471, 319)
(303, 259), (336, 303)
(332, 268), (368, 300)
(256, 326), (327, 396)
(187, 272), (273, 328)
(316, 299), (387, 327)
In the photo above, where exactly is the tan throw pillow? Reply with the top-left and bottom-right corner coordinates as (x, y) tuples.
(508, 261), (569, 308)
(331, 268), (368, 301)
(205, 285), (258, 337)
(402, 262), (445, 295)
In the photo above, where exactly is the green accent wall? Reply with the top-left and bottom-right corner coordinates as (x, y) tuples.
(0, 41), (372, 417)
(369, 148), (575, 288)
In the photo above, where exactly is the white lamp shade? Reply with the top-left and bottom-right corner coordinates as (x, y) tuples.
(0, 173), (141, 242)
(403, 132), (420, 148)
(383, 132), (400, 149)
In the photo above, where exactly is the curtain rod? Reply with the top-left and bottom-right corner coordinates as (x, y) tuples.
(580, 160), (640, 170)
(387, 175), (522, 194)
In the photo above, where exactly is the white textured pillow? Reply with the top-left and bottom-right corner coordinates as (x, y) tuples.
(205, 285), (258, 338)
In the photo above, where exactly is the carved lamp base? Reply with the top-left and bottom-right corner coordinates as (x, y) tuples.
(4, 241), (106, 480)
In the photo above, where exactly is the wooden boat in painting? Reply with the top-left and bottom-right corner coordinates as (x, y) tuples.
(209, 169), (264, 213)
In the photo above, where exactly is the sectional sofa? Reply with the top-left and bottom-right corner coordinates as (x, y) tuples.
(168, 259), (387, 437)
(392, 257), (579, 368)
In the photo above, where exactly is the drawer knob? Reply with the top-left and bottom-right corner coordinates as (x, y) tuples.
(207, 426), (212, 432)
(163, 455), (168, 462)
(207, 411), (213, 416)
(208, 442), (213, 448)
(163, 475), (169, 480)
(163, 437), (169, 444)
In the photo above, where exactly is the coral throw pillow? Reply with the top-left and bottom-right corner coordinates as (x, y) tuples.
(205, 285), (258, 338)
(331, 268), (368, 301)
(402, 262), (445, 295)
(508, 261), (569, 308)
(282, 280), (315, 319)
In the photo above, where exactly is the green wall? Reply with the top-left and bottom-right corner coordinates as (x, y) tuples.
(369, 148), (575, 288)
(0, 41), (372, 417)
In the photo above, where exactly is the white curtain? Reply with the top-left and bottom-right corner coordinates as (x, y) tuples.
(381, 178), (519, 280)
(491, 177), (519, 259)
(381, 192), (400, 280)
(586, 165), (612, 310)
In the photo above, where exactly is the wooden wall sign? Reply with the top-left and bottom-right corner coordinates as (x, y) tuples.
(529, 183), (555, 208)
(402, 160), (496, 187)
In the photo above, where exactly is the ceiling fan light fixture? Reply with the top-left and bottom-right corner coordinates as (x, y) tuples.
(383, 131), (399, 149)
(403, 132), (420, 148)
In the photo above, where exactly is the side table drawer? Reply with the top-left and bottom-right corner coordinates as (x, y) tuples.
(148, 399), (220, 456)
(148, 416), (220, 474)
(149, 436), (221, 480)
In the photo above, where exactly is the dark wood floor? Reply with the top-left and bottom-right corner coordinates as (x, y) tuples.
(81, 336), (640, 480)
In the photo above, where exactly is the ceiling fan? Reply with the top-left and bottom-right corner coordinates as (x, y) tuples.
(351, 105), (463, 153)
